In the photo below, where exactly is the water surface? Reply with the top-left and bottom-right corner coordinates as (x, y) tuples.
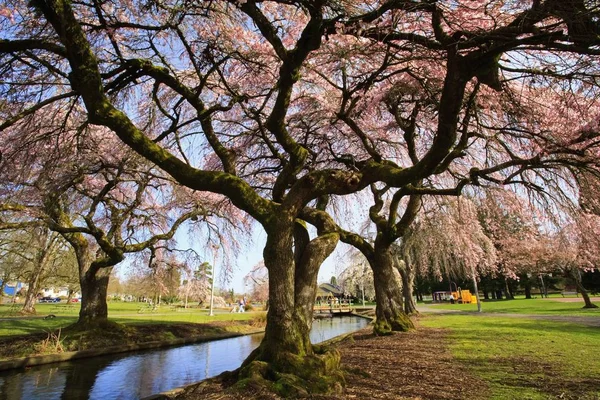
(0, 316), (369, 399)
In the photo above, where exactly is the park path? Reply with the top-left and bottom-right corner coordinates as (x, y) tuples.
(416, 304), (600, 327)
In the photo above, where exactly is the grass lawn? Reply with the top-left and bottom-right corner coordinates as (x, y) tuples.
(0, 301), (266, 360)
(420, 314), (600, 399)
(0, 302), (260, 338)
(426, 296), (600, 316)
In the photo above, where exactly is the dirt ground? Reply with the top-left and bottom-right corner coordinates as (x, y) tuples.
(173, 326), (488, 400)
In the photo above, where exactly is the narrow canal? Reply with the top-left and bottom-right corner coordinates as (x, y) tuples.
(0, 316), (369, 399)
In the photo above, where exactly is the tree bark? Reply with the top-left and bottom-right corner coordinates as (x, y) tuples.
(78, 266), (113, 324)
(571, 269), (598, 309)
(398, 261), (418, 315)
(237, 218), (343, 396)
(66, 288), (75, 303)
(524, 281), (532, 299)
(371, 241), (413, 335)
(0, 280), (5, 304)
(21, 269), (41, 314)
(21, 234), (53, 315)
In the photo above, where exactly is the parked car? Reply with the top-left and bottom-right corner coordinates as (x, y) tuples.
(70, 298), (80, 303)
(39, 296), (61, 303)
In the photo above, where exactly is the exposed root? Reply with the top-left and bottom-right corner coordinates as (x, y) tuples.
(231, 346), (344, 397)
(373, 313), (414, 335)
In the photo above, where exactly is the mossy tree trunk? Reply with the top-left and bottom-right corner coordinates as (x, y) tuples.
(70, 242), (122, 326)
(371, 240), (413, 335)
(398, 261), (418, 315)
(237, 216), (343, 396)
(44, 195), (124, 326)
(78, 265), (113, 325)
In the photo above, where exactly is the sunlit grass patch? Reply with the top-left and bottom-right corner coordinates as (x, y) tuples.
(420, 314), (600, 399)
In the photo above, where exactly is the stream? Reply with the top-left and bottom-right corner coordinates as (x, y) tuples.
(0, 316), (369, 399)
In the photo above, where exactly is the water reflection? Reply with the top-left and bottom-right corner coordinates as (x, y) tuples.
(0, 316), (368, 400)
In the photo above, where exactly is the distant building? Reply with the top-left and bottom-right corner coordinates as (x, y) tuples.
(316, 283), (344, 303)
(0, 281), (27, 296)
(40, 287), (73, 298)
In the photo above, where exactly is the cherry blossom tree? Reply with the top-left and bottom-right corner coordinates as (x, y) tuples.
(401, 197), (498, 288)
(0, 126), (224, 323)
(337, 258), (376, 305)
(546, 214), (600, 308)
(244, 260), (269, 303)
(2, 0), (600, 393)
(179, 262), (213, 308)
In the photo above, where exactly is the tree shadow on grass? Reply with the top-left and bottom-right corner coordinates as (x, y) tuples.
(465, 355), (600, 400)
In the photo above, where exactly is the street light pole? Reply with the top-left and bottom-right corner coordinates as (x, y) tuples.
(472, 266), (482, 313)
(209, 246), (217, 316)
(361, 263), (366, 307)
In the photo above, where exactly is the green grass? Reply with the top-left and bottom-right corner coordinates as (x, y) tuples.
(420, 314), (600, 399)
(0, 302), (260, 337)
(0, 316), (79, 337)
(426, 296), (600, 316)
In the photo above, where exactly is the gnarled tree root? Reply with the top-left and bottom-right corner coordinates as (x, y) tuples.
(231, 346), (344, 398)
(373, 313), (414, 335)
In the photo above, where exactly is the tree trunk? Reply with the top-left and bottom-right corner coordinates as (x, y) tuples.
(66, 288), (74, 303)
(524, 282), (532, 299)
(0, 280), (5, 304)
(21, 231), (54, 315)
(78, 266), (113, 324)
(483, 291), (489, 300)
(371, 241), (413, 335)
(21, 269), (41, 314)
(236, 218), (343, 396)
(398, 261), (418, 315)
(571, 269), (598, 309)
(504, 278), (514, 300)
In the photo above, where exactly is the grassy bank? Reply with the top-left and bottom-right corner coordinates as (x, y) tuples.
(0, 302), (266, 361)
(0, 302), (259, 337)
(420, 314), (600, 399)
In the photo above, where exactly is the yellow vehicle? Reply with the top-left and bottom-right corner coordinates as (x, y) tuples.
(452, 289), (477, 304)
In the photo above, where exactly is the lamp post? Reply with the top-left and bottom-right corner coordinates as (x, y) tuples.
(361, 263), (366, 307)
(208, 245), (218, 316)
(472, 266), (482, 313)
(539, 274), (546, 298)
